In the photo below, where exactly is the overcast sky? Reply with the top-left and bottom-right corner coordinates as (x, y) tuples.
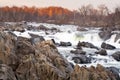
(0, 0), (120, 11)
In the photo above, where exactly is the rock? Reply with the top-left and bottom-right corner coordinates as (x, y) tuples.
(29, 33), (45, 44)
(106, 67), (120, 80)
(72, 55), (91, 64)
(95, 49), (107, 56)
(70, 49), (86, 55)
(0, 31), (18, 70)
(51, 27), (60, 32)
(70, 65), (90, 80)
(15, 37), (35, 58)
(99, 30), (112, 40)
(70, 64), (117, 80)
(101, 42), (116, 50)
(69, 62), (74, 68)
(0, 31), (119, 80)
(77, 41), (98, 50)
(38, 25), (49, 31)
(59, 41), (72, 47)
(51, 39), (56, 44)
(15, 27), (25, 32)
(77, 27), (88, 31)
(51, 39), (60, 46)
(112, 51), (120, 61)
(0, 64), (17, 80)
(16, 40), (73, 80)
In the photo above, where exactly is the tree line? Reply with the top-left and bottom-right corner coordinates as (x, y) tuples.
(0, 5), (120, 26)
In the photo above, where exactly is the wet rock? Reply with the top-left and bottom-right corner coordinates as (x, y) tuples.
(99, 30), (112, 40)
(112, 51), (120, 61)
(70, 64), (117, 80)
(59, 41), (72, 47)
(51, 39), (56, 44)
(51, 39), (60, 46)
(101, 42), (116, 50)
(72, 55), (91, 64)
(106, 67), (120, 80)
(95, 49), (107, 56)
(70, 49), (86, 55)
(77, 41), (98, 50)
(0, 64), (17, 80)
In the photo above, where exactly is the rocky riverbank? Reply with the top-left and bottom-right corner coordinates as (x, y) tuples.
(0, 31), (120, 80)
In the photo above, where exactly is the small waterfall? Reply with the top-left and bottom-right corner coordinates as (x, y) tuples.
(106, 34), (120, 48)
(106, 34), (117, 43)
(74, 31), (103, 47)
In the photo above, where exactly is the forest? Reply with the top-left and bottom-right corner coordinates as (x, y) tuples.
(0, 5), (120, 27)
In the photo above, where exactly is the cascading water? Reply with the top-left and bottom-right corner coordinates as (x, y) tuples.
(12, 22), (120, 76)
(74, 31), (103, 47)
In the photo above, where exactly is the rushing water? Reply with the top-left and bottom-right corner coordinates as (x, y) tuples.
(13, 22), (120, 75)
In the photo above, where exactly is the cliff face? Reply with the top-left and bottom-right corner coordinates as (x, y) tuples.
(0, 31), (119, 80)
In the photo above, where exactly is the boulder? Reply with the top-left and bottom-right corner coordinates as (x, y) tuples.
(59, 41), (72, 47)
(101, 42), (116, 50)
(77, 41), (98, 50)
(95, 49), (107, 56)
(72, 55), (91, 64)
(112, 51), (120, 61)
(70, 49), (86, 55)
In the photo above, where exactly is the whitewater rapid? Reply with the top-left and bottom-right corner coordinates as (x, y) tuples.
(12, 22), (120, 75)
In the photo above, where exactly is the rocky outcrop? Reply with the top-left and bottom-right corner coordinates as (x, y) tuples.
(101, 42), (116, 50)
(0, 31), (73, 80)
(0, 31), (18, 70)
(112, 51), (120, 61)
(70, 64), (117, 80)
(15, 40), (73, 80)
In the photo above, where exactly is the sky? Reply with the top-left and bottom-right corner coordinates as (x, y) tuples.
(0, 0), (120, 11)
